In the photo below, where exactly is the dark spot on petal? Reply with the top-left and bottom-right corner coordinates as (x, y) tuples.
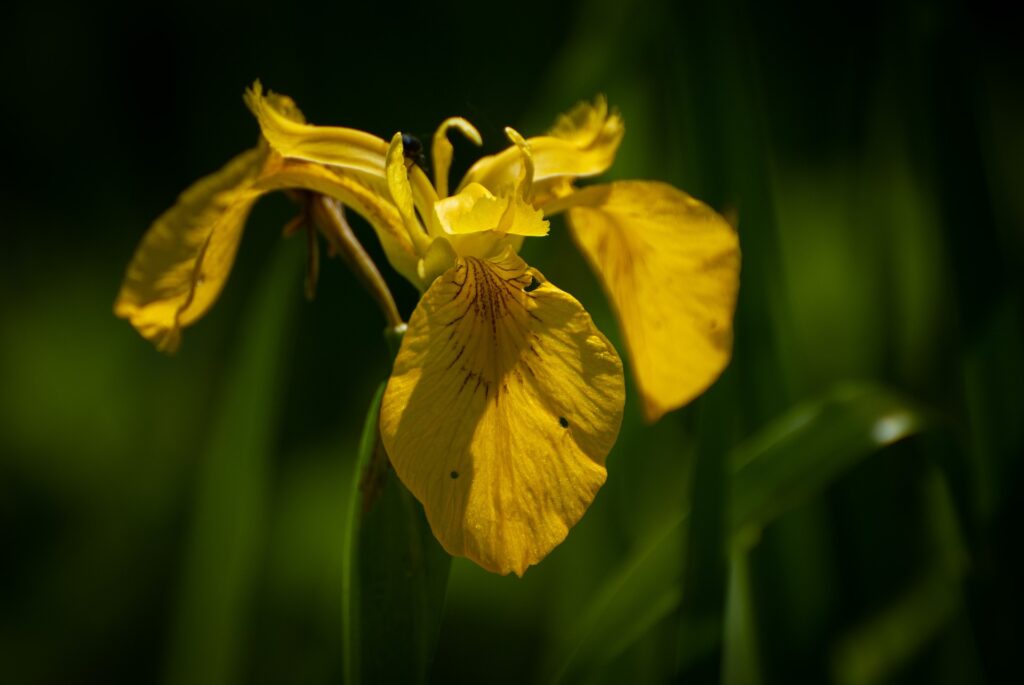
(450, 470), (459, 479)
(559, 416), (569, 428)
(524, 276), (541, 292)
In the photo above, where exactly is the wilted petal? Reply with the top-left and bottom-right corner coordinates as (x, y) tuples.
(380, 251), (624, 575)
(565, 181), (740, 422)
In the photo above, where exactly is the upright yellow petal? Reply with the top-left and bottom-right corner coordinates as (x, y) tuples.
(458, 97), (624, 194)
(431, 117), (482, 199)
(386, 133), (430, 254)
(564, 181), (740, 422)
(380, 251), (624, 575)
(503, 127), (534, 201)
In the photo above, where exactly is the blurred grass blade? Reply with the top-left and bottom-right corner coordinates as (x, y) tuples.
(830, 569), (961, 685)
(164, 244), (301, 685)
(544, 516), (688, 679)
(830, 466), (978, 685)
(722, 550), (761, 685)
(729, 383), (926, 548)
(548, 382), (930, 684)
(545, 515), (690, 684)
(342, 384), (451, 685)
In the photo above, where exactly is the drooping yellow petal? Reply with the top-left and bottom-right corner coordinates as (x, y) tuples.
(245, 81), (389, 178)
(115, 152), (420, 351)
(432, 117), (482, 199)
(562, 181), (740, 422)
(380, 251), (624, 576)
(114, 147), (268, 352)
(434, 183), (549, 238)
(458, 96), (624, 194)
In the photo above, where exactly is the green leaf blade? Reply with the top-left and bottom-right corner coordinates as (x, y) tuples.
(342, 384), (451, 685)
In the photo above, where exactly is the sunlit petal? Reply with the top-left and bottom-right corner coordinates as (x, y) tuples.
(434, 183), (506, 234)
(435, 183), (548, 238)
(380, 251), (624, 575)
(458, 96), (624, 193)
(564, 181), (740, 422)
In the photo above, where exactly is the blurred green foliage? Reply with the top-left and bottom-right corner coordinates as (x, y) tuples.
(2, 0), (1021, 683)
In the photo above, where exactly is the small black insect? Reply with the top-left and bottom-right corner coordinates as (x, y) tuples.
(402, 133), (425, 169)
(450, 470), (460, 480)
(559, 416), (569, 428)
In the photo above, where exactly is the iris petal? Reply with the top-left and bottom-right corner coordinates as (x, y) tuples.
(115, 153), (419, 351)
(245, 81), (388, 178)
(565, 181), (740, 422)
(435, 183), (549, 238)
(380, 251), (624, 575)
(458, 97), (624, 194)
(114, 147), (267, 352)
(431, 117), (482, 199)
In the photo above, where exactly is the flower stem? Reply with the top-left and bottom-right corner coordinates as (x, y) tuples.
(309, 194), (404, 330)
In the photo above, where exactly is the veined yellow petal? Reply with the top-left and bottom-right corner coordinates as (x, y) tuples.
(564, 181), (740, 422)
(432, 117), (482, 199)
(380, 252), (624, 576)
(115, 151), (422, 351)
(435, 183), (549, 238)
(245, 81), (389, 178)
(458, 97), (624, 194)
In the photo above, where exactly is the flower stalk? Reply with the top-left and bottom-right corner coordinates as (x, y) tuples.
(308, 193), (404, 330)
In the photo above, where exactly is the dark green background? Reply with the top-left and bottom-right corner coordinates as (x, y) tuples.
(2, 0), (1022, 683)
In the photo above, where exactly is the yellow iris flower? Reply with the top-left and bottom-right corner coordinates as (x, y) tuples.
(115, 82), (740, 576)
